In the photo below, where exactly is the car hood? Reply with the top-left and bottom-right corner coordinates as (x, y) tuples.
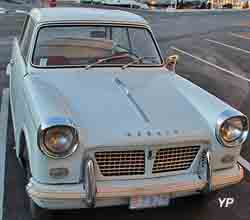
(27, 68), (212, 146)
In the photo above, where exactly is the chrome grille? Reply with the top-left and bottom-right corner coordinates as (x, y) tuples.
(95, 150), (145, 176)
(152, 146), (200, 173)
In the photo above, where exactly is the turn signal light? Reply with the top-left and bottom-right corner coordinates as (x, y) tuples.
(49, 168), (69, 178)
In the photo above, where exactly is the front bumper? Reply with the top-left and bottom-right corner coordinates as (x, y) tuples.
(26, 164), (243, 210)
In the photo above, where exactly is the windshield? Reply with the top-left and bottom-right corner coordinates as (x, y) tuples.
(32, 25), (163, 67)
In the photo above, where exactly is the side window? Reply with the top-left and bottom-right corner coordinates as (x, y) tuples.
(129, 28), (154, 57)
(20, 18), (35, 62)
(111, 27), (130, 52)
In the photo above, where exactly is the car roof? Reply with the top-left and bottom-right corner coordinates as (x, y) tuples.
(30, 7), (148, 25)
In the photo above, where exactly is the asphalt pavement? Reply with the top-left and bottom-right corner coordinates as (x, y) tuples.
(2, 1), (250, 220)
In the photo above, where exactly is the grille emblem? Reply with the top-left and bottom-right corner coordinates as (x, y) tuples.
(148, 150), (154, 160)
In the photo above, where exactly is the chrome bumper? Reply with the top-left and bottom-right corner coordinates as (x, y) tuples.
(26, 164), (243, 209)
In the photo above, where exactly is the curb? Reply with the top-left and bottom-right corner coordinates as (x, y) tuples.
(0, 88), (10, 220)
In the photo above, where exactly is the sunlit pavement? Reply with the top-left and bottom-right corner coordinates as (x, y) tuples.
(2, 1), (250, 220)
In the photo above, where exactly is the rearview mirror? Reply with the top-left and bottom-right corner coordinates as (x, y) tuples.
(165, 54), (179, 72)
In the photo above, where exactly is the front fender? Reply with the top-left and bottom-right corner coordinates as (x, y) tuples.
(170, 74), (245, 170)
(24, 76), (76, 129)
(21, 76), (84, 184)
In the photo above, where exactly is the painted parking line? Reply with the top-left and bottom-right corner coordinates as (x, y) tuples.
(0, 88), (9, 220)
(0, 37), (13, 46)
(205, 38), (250, 55)
(230, 32), (250, 41)
(238, 156), (250, 173)
(171, 46), (250, 82)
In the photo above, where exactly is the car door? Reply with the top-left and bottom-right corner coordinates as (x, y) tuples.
(10, 15), (35, 150)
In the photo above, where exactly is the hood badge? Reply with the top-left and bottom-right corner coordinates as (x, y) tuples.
(114, 77), (150, 123)
(126, 130), (179, 137)
(148, 150), (154, 160)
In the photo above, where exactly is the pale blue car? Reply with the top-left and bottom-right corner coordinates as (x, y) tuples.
(8, 7), (248, 220)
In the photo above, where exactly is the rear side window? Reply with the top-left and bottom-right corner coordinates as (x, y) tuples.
(20, 18), (35, 62)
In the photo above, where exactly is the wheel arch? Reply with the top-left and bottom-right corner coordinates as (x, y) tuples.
(18, 128), (30, 169)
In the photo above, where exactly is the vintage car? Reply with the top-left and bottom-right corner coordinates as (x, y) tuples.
(7, 7), (248, 219)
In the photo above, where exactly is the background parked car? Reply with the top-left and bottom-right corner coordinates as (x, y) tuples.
(103, 0), (149, 8)
(40, 0), (57, 7)
(222, 3), (233, 8)
(146, 0), (173, 8)
(80, 0), (103, 4)
(242, 1), (249, 8)
(177, 0), (209, 9)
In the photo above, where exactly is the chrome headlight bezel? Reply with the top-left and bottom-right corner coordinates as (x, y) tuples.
(216, 110), (249, 147)
(38, 117), (79, 159)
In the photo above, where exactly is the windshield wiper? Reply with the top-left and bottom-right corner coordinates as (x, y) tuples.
(121, 56), (157, 69)
(85, 53), (129, 70)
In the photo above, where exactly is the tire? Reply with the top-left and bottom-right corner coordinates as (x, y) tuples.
(199, 190), (218, 203)
(23, 148), (51, 220)
(8, 99), (16, 150)
(29, 198), (51, 220)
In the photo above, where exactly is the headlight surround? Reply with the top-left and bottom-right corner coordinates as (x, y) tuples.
(39, 125), (79, 159)
(216, 110), (249, 147)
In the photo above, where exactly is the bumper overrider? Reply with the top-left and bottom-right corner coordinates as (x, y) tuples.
(26, 152), (244, 210)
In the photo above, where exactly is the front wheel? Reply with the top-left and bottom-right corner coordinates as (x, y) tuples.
(29, 199), (51, 220)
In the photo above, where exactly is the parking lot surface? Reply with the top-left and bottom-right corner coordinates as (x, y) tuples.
(1, 2), (250, 220)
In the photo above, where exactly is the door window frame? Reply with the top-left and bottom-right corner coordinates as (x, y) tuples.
(19, 16), (36, 64)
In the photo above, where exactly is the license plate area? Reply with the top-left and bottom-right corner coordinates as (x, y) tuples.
(129, 195), (170, 209)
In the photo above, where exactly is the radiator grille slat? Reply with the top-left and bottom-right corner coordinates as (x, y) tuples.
(152, 146), (200, 174)
(95, 150), (145, 176)
(95, 146), (200, 177)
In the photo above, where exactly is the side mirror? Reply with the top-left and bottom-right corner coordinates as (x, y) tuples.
(165, 54), (179, 72)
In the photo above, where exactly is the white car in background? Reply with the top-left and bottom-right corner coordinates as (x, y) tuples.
(103, 0), (149, 8)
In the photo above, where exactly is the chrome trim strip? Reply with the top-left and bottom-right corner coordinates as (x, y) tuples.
(114, 77), (150, 123)
(215, 110), (249, 147)
(40, 117), (75, 130)
(206, 151), (212, 192)
(201, 150), (212, 194)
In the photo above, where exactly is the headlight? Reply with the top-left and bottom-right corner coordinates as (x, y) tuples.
(39, 126), (79, 159)
(216, 110), (248, 147)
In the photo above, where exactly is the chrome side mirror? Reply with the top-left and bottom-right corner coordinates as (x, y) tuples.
(165, 54), (179, 72)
